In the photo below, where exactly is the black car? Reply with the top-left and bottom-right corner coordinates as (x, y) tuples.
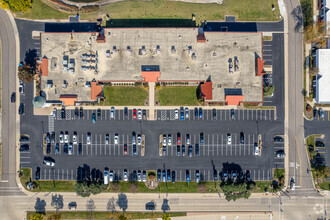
(46, 143), (51, 154)
(61, 108), (66, 119)
(200, 133), (204, 145)
(274, 136), (284, 143)
(78, 143), (82, 155)
(143, 109), (146, 119)
(80, 107), (84, 118)
(132, 170), (137, 181)
(167, 169), (171, 182)
(35, 167), (40, 180)
(11, 92), (16, 103)
(315, 141), (325, 148)
(97, 108), (101, 119)
(213, 108), (217, 119)
(182, 145), (186, 156)
(195, 144), (199, 156)
(20, 144), (29, 152)
(240, 132), (245, 144)
(171, 171), (176, 183)
(194, 107), (198, 117)
(133, 144), (137, 155)
(231, 109), (235, 120)
(51, 132), (55, 144)
(177, 145), (181, 156)
(63, 143), (68, 154)
(188, 145), (193, 157)
(124, 107), (128, 118)
(18, 103), (24, 115)
(157, 169), (161, 181)
(213, 169), (218, 181)
(314, 109), (319, 118)
(75, 108), (79, 117)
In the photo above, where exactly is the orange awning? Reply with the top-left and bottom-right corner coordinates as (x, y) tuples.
(141, 71), (160, 82)
(225, 95), (244, 105)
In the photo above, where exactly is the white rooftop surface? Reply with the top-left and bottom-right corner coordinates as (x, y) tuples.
(316, 49), (330, 103)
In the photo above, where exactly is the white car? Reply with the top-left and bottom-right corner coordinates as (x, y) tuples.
(137, 170), (142, 182)
(59, 132), (64, 143)
(132, 133), (136, 145)
(185, 107), (189, 118)
(174, 109), (179, 119)
(137, 109), (142, 120)
(110, 107), (115, 119)
(163, 135), (167, 146)
(64, 131), (69, 143)
(114, 134), (119, 145)
(142, 170), (147, 182)
(186, 134), (190, 145)
(19, 83), (24, 94)
(227, 134), (232, 145)
(137, 134), (141, 146)
(105, 134), (109, 144)
(73, 132), (78, 144)
(168, 135), (172, 146)
(68, 143), (73, 155)
(109, 170), (114, 182)
(53, 108), (57, 117)
(254, 143), (259, 156)
(123, 169), (128, 181)
(43, 160), (55, 166)
(87, 133), (91, 145)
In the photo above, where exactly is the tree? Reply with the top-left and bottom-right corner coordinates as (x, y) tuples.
(314, 165), (328, 179)
(221, 182), (252, 202)
(75, 182), (90, 197)
(304, 22), (327, 48)
(18, 64), (34, 82)
(264, 85), (274, 97)
(89, 182), (102, 195)
(51, 194), (64, 214)
(1, 0), (32, 12)
(162, 214), (171, 220)
(106, 197), (116, 213)
(301, 0), (313, 28)
(86, 198), (96, 219)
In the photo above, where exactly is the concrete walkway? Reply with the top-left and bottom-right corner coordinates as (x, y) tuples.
(305, 43), (311, 97)
(148, 82), (155, 120)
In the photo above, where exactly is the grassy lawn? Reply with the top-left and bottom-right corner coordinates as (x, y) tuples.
(15, 0), (280, 22)
(252, 181), (272, 193)
(306, 134), (322, 147)
(15, 0), (72, 20)
(103, 86), (148, 106)
(81, 0), (281, 22)
(20, 168), (76, 192)
(274, 168), (285, 179)
(27, 211), (186, 219)
(156, 86), (199, 106)
(319, 181), (330, 190)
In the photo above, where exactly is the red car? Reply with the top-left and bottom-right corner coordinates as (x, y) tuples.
(133, 109), (137, 119)
(124, 144), (127, 155)
(177, 133), (181, 145)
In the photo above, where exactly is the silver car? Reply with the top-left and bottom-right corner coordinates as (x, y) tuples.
(68, 143), (73, 155)
(137, 134), (141, 146)
(87, 133), (91, 145)
(64, 131), (69, 143)
(137, 109), (142, 120)
(59, 131), (64, 143)
(73, 132), (78, 144)
(110, 107), (115, 119)
(123, 169), (128, 181)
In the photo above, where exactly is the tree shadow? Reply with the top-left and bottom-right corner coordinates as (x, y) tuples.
(51, 194), (64, 213)
(161, 198), (170, 213)
(117, 193), (128, 212)
(291, 6), (303, 33)
(24, 49), (37, 67)
(34, 197), (46, 214)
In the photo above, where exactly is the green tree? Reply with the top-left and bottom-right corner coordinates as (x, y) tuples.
(301, 0), (313, 28)
(221, 182), (252, 202)
(1, 0), (32, 12)
(18, 64), (34, 82)
(89, 182), (102, 195)
(30, 213), (43, 220)
(264, 85), (274, 97)
(119, 215), (127, 220)
(75, 182), (90, 197)
(314, 165), (328, 179)
(162, 214), (171, 220)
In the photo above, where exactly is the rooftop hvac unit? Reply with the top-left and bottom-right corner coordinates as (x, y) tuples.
(112, 46), (117, 55)
(106, 50), (110, 58)
(192, 53), (196, 60)
(156, 45), (160, 54)
(171, 46), (176, 54)
(127, 46), (131, 55)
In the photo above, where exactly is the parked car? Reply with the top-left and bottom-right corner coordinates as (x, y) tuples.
(276, 150), (285, 158)
(75, 108), (78, 117)
(163, 135), (167, 146)
(78, 143), (82, 155)
(92, 113), (96, 123)
(177, 133), (181, 145)
(46, 144), (51, 154)
(157, 169), (161, 181)
(68, 202), (77, 210)
(213, 109), (217, 119)
(19, 103), (24, 115)
(36, 167), (40, 180)
(177, 145), (181, 156)
(68, 143), (73, 155)
(132, 132), (136, 145)
(186, 170), (190, 182)
(168, 134), (172, 146)
(137, 170), (142, 182)
(20, 144), (29, 152)
(194, 107), (198, 117)
(162, 170), (166, 182)
(51, 131), (55, 144)
(61, 108), (65, 119)
(124, 107), (128, 118)
(180, 111), (184, 120)
(133, 109), (137, 119)
(231, 109), (235, 120)
(274, 136), (284, 143)
(319, 108), (324, 119)
(105, 134), (109, 144)
(143, 109), (147, 119)
(172, 171), (176, 183)
(132, 170), (137, 181)
(97, 108), (101, 119)
(314, 109), (319, 118)
(240, 132), (245, 144)
(137, 134), (141, 145)
(110, 107), (115, 119)
(133, 144), (136, 155)
(185, 108), (189, 118)
(73, 131), (77, 144)
(188, 145), (193, 157)
(290, 178), (295, 190)
(45, 133), (50, 144)
(114, 134), (119, 144)
(43, 159), (55, 166)
(182, 145), (186, 156)
(55, 143), (59, 154)
(63, 143), (68, 154)
(200, 133), (204, 145)
(227, 133), (232, 145)
(196, 170), (200, 183)
(142, 170), (147, 182)
(104, 169), (109, 185)
(80, 107), (84, 118)
(254, 143), (259, 156)
(53, 108), (57, 117)
(123, 169), (128, 181)
(124, 144), (127, 155)
(174, 109), (179, 119)
(167, 169), (171, 182)
(87, 132), (91, 145)
(137, 109), (142, 120)
(213, 169), (218, 181)
(11, 92), (16, 103)
(163, 146), (166, 155)
(64, 131), (69, 143)
(109, 170), (114, 182)
(19, 83), (24, 94)
(186, 134), (190, 145)
(222, 171), (228, 181)
(199, 108), (203, 119)
(195, 144), (199, 156)
(316, 141), (325, 148)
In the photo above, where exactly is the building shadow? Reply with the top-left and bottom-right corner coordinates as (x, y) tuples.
(105, 19), (196, 28)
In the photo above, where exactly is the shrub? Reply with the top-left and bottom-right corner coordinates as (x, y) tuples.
(81, 5), (99, 13)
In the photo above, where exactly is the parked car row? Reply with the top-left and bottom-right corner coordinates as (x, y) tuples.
(103, 169), (147, 184)
(314, 108), (325, 119)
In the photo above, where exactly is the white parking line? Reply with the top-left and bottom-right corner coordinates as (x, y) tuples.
(221, 134), (224, 155)
(100, 134), (102, 155)
(58, 169), (59, 180)
(258, 170), (260, 180)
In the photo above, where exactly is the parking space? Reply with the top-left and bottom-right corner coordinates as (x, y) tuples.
(312, 110), (330, 121)
(46, 132), (143, 157)
(55, 108), (147, 121)
(33, 166), (273, 181)
(263, 40), (273, 66)
(157, 108), (275, 121)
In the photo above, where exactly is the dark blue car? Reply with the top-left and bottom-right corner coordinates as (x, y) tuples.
(199, 108), (203, 119)
(186, 170), (190, 182)
(133, 144), (137, 155)
(194, 107), (198, 117)
(180, 112), (184, 120)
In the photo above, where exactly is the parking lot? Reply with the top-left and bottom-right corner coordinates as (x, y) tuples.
(157, 108), (276, 121)
(312, 110), (330, 121)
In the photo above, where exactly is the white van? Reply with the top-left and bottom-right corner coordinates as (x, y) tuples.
(104, 169), (109, 185)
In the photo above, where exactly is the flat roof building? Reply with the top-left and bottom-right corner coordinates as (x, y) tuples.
(39, 27), (265, 105)
(316, 49), (330, 103)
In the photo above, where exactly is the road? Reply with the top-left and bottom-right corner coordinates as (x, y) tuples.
(0, 8), (23, 196)
(284, 0), (316, 195)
